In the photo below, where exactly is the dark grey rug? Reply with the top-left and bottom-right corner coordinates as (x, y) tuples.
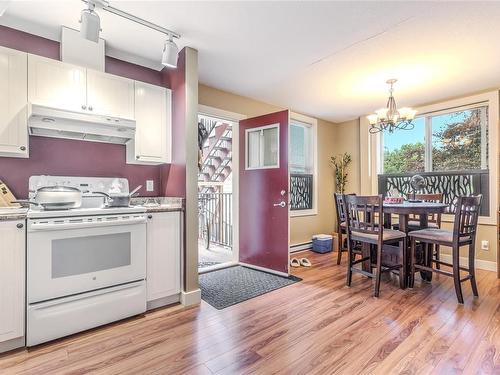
(199, 266), (302, 310)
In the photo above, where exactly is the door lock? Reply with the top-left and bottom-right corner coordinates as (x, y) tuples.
(273, 201), (286, 208)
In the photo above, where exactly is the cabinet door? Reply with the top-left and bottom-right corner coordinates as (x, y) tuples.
(0, 220), (25, 343)
(131, 82), (171, 164)
(146, 212), (181, 302)
(28, 54), (86, 112)
(86, 69), (135, 120)
(0, 46), (28, 158)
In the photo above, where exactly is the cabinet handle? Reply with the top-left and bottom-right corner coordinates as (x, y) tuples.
(81, 105), (87, 110)
(136, 156), (140, 160)
(19, 146), (26, 151)
(16, 223), (24, 229)
(147, 215), (153, 219)
(88, 106), (93, 111)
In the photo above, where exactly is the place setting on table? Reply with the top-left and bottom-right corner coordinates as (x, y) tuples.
(338, 174), (482, 303)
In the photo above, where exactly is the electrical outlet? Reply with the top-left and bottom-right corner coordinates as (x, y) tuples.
(481, 240), (489, 251)
(146, 180), (154, 192)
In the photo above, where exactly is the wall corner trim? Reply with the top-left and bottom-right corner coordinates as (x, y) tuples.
(181, 289), (201, 306)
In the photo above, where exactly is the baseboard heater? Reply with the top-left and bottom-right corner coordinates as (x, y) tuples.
(290, 242), (313, 253)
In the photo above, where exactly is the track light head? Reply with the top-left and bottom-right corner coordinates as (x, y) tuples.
(80, 2), (101, 43)
(162, 35), (179, 68)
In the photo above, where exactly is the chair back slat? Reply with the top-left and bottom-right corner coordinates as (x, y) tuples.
(412, 193), (443, 226)
(343, 195), (383, 240)
(334, 193), (354, 231)
(453, 195), (482, 241)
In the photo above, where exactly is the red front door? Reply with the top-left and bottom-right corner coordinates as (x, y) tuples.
(239, 110), (289, 275)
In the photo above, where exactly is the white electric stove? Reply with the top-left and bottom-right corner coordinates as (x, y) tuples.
(26, 176), (147, 346)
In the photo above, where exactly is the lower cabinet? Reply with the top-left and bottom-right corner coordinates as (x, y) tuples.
(0, 220), (25, 352)
(146, 211), (181, 309)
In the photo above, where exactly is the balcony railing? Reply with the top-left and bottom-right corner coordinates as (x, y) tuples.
(290, 174), (313, 210)
(378, 169), (489, 216)
(198, 192), (233, 248)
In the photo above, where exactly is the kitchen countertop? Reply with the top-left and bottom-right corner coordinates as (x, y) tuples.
(131, 197), (184, 213)
(0, 207), (28, 221)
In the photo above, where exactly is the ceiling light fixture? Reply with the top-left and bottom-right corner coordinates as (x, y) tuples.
(367, 79), (417, 134)
(162, 34), (179, 68)
(80, 0), (181, 67)
(79, 1), (101, 42)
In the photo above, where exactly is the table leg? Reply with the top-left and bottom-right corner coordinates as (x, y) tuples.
(362, 243), (371, 273)
(398, 214), (410, 287)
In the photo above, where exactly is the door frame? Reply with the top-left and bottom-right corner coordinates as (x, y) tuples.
(198, 104), (246, 272)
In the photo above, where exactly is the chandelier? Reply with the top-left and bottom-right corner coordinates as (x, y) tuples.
(367, 79), (417, 134)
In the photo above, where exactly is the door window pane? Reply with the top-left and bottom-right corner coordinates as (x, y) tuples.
(383, 117), (425, 173)
(262, 127), (278, 167)
(247, 130), (261, 169)
(245, 124), (279, 169)
(431, 106), (488, 171)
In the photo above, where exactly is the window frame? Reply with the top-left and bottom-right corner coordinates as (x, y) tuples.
(381, 102), (489, 174)
(289, 112), (318, 217)
(245, 123), (280, 170)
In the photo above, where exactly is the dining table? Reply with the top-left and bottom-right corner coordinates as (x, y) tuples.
(360, 201), (449, 287)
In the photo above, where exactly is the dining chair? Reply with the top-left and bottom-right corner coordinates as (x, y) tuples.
(343, 194), (407, 297)
(408, 195), (482, 304)
(334, 193), (352, 265)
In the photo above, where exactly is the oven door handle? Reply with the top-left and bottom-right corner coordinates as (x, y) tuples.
(29, 216), (147, 231)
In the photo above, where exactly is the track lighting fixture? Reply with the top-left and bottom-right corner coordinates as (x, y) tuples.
(162, 34), (179, 68)
(80, 1), (101, 43)
(80, 0), (181, 68)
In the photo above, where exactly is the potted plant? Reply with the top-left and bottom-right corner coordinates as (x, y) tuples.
(330, 153), (352, 194)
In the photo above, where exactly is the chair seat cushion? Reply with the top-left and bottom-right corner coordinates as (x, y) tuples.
(352, 228), (406, 243)
(408, 228), (470, 244)
(408, 220), (439, 229)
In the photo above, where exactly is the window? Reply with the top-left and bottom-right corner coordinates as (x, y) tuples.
(383, 117), (425, 173)
(245, 124), (279, 169)
(382, 104), (489, 174)
(379, 103), (490, 216)
(289, 117), (316, 214)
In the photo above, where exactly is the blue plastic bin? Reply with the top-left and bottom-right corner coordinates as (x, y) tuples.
(312, 236), (333, 254)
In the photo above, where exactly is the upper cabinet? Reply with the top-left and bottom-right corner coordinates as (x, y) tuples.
(86, 70), (135, 120)
(28, 54), (86, 113)
(127, 82), (172, 164)
(0, 46), (28, 158)
(28, 54), (135, 120)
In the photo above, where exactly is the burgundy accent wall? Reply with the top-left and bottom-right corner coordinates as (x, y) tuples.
(1, 137), (161, 198)
(0, 26), (176, 198)
(160, 49), (187, 198)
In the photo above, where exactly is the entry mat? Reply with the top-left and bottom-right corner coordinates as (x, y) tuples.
(199, 265), (302, 310)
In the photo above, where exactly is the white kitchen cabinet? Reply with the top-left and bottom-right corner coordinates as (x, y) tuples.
(86, 69), (135, 120)
(127, 82), (171, 165)
(146, 211), (181, 307)
(0, 46), (28, 158)
(28, 54), (86, 113)
(0, 220), (25, 347)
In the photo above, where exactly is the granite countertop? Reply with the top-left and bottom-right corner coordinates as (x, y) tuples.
(131, 197), (184, 213)
(0, 207), (28, 221)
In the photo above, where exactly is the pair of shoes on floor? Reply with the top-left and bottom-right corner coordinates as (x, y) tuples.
(290, 258), (312, 267)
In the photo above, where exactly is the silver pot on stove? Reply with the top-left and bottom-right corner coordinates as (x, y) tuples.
(13, 186), (82, 210)
(94, 185), (142, 208)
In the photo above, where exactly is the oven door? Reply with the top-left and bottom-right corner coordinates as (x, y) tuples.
(27, 213), (147, 304)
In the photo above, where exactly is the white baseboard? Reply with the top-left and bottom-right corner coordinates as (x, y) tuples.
(439, 254), (497, 272)
(181, 289), (201, 306)
(147, 294), (181, 310)
(239, 262), (289, 277)
(290, 242), (312, 253)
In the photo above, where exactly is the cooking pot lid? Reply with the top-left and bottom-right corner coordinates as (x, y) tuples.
(37, 186), (81, 193)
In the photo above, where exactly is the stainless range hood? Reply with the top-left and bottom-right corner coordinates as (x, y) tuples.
(28, 103), (136, 145)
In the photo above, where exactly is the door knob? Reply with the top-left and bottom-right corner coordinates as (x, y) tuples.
(273, 201), (286, 208)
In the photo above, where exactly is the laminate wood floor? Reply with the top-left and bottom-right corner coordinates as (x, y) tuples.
(1, 251), (499, 374)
